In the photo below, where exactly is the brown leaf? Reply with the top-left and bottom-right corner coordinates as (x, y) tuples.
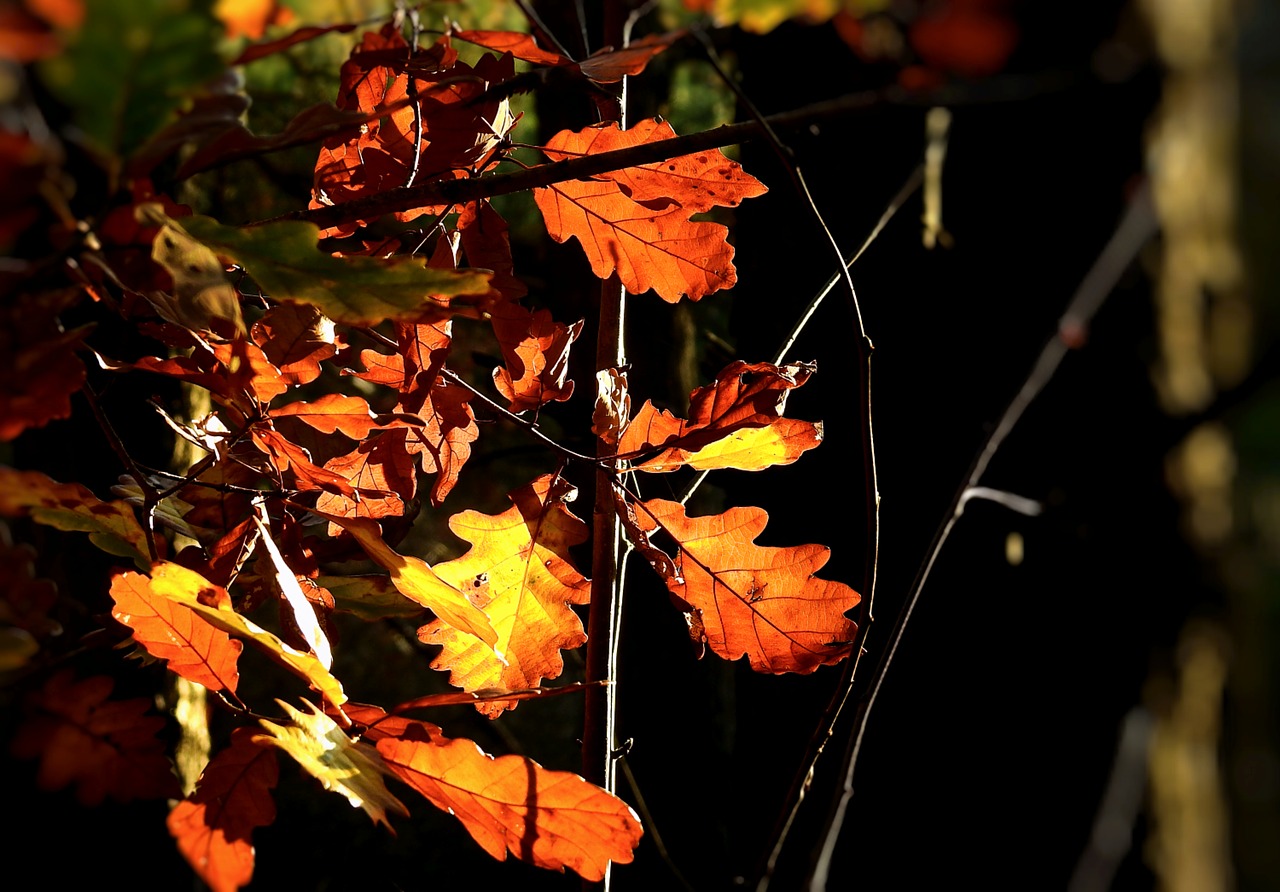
(168, 728), (279, 892)
(269, 393), (381, 440)
(458, 200), (527, 301)
(232, 22), (357, 65)
(577, 30), (686, 83)
(617, 360), (821, 472)
(633, 499), (859, 674)
(0, 287), (87, 441)
(354, 708), (641, 879)
(109, 570), (243, 694)
(534, 118), (767, 302)
(11, 669), (181, 805)
(490, 303), (583, 413)
(420, 474), (590, 717)
(450, 29), (569, 67)
(314, 430), (415, 529)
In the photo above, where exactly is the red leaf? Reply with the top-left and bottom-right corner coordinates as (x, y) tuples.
(0, 287), (87, 440)
(232, 22), (356, 65)
(458, 201), (527, 301)
(534, 119), (767, 301)
(402, 379), (477, 505)
(110, 570), (243, 694)
(450, 29), (569, 67)
(633, 499), (859, 674)
(314, 430), (415, 528)
(11, 670), (181, 805)
(249, 426), (359, 496)
(168, 729), (279, 892)
(577, 30), (686, 83)
(489, 303), (583, 412)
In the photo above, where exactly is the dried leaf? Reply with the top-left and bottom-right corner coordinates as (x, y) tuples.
(368, 712), (642, 879)
(535, 118), (766, 302)
(257, 699), (407, 828)
(269, 393), (381, 440)
(109, 570), (243, 694)
(231, 22), (355, 65)
(11, 669), (181, 805)
(618, 361), (821, 472)
(253, 510), (332, 669)
(633, 499), (859, 674)
(420, 474), (590, 717)
(0, 288), (88, 441)
(250, 304), (337, 386)
(592, 367), (630, 446)
(168, 728), (279, 892)
(314, 431), (414, 527)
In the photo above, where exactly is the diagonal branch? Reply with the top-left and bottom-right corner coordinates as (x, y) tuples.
(266, 72), (1079, 232)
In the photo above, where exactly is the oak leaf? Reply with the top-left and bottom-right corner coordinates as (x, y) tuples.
(109, 570), (243, 694)
(167, 728), (279, 892)
(315, 511), (499, 654)
(0, 287), (87, 440)
(534, 118), (767, 302)
(618, 360), (822, 472)
(257, 699), (408, 828)
(352, 707), (642, 879)
(314, 430), (414, 527)
(269, 393), (381, 440)
(419, 474), (590, 717)
(489, 302), (584, 412)
(11, 669), (181, 805)
(633, 499), (859, 674)
(250, 303), (338, 386)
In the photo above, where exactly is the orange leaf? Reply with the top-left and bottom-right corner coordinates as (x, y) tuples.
(11, 669), (181, 805)
(489, 303), (583, 413)
(168, 728), (278, 892)
(577, 30), (686, 83)
(420, 474), (590, 717)
(402, 381), (478, 506)
(269, 393), (381, 440)
(365, 711), (641, 879)
(633, 499), (859, 674)
(450, 29), (570, 67)
(534, 118), (766, 302)
(110, 570), (243, 694)
(146, 561), (348, 708)
(231, 22), (355, 65)
(314, 431), (414, 528)
(618, 360), (822, 472)
(250, 426), (358, 496)
(458, 200), (527, 301)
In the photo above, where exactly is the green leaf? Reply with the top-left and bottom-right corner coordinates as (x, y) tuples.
(315, 575), (426, 621)
(39, 0), (226, 161)
(178, 215), (495, 326)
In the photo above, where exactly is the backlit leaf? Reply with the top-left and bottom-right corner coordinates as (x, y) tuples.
(11, 669), (181, 805)
(168, 728), (278, 892)
(420, 474), (590, 717)
(250, 304), (337, 386)
(166, 212), (495, 326)
(489, 303), (583, 413)
(357, 709), (642, 879)
(618, 361), (821, 472)
(257, 699), (407, 828)
(534, 118), (767, 302)
(109, 570), (242, 694)
(146, 561), (348, 707)
(633, 499), (859, 674)
(316, 512), (499, 654)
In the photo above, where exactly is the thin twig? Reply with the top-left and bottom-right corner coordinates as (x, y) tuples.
(81, 385), (159, 561)
(802, 181), (1158, 891)
(618, 755), (699, 892)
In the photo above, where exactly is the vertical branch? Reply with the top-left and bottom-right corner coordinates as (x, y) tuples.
(583, 4), (628, 891)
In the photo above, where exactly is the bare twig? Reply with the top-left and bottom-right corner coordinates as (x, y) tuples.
(81, 385), (159, 561)
(803, 181), (1158, 891)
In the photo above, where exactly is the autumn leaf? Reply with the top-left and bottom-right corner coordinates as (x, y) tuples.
(109, 570), (243, 695)
(458, 200), (527, 301)
(313, 431), (414, 527)
(618, 360), (822, 472)
(248, 304), (335, 385)
(146, 561), (348, 708)
(534, 118), (767, 302)
(151, 211), (495, 326)
(249, 426), (359, 497)
(252, 509), (333, 669)
(419, 474), (590, 717)
(315, 511), (500, 654)
(489, 302), (584, 413)
(315, 575), (425, 621)
(231, 21), (354, 65)
(168, 728), (279, 892)
(451, 28), (683, 83)
(0, 466), (150, 565)
(632, 499), (859, 674)
(11, 669), (181, 805)
(361, 710), (641, 880)
(269, 393), (381, 440)
(257, 699), (407, 828)
(146, 204), (246, 335)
